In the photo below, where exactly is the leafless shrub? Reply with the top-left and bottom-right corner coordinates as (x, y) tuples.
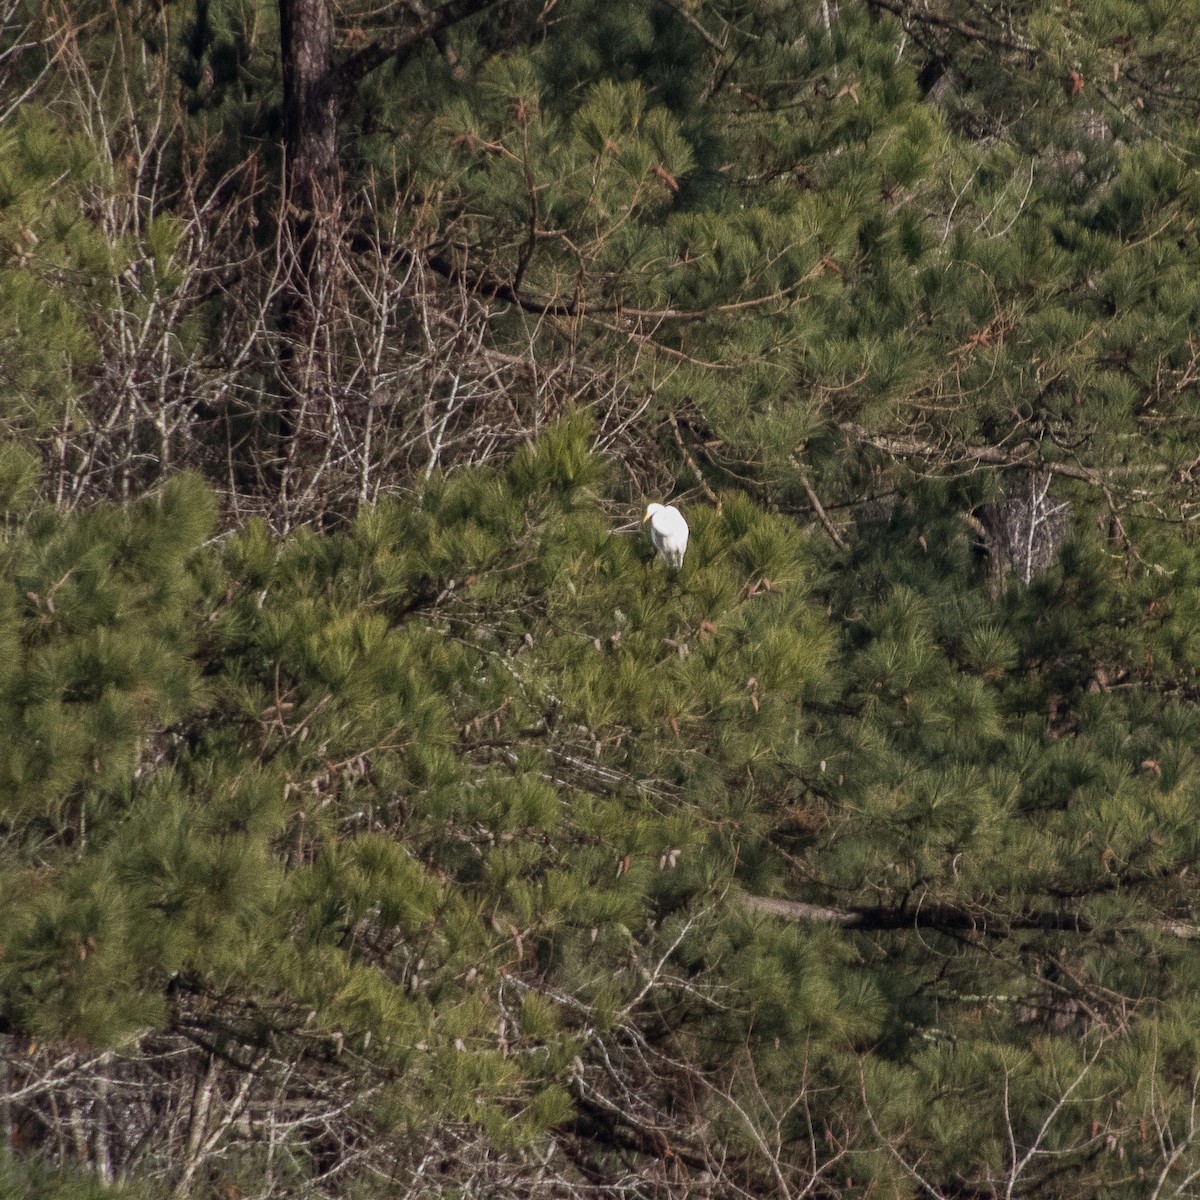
(259, 179), (656, 530)
(39, 14), (276, 512)
(15, 8), (657, 532)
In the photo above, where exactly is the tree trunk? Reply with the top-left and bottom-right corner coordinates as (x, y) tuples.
(277, 0), (340, 521)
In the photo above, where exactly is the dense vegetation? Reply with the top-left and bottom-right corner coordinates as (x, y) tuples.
(4, 1), (1200, 1196)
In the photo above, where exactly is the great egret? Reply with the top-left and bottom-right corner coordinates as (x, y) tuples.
(644, 503), (689, 568)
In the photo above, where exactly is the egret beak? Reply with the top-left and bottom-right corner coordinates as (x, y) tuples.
(642, 510), (651, 523)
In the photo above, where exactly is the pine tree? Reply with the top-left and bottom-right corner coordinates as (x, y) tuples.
(6, 1), (1200, 1196)
(3, 418), (1200, 1195)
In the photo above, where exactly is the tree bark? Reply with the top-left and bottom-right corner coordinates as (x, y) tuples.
(279, 0), (338, 284)
(277, 0), (340, 515)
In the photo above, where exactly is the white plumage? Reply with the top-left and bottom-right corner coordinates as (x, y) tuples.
(644, 502), (689, 569)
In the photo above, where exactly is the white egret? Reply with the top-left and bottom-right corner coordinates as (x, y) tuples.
(644, 503), (689, 569)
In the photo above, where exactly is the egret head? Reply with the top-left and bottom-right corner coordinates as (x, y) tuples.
(643, 502), (665, 523)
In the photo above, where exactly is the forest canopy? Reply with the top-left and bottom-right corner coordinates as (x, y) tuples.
(3, 1), (1200, 1196)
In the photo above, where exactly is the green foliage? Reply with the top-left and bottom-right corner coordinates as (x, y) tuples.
(1, 416), (1196, 1192)
(6, 0), (1200, 1193)
(0, 424), (830, 1149)
(0, 109), (104, 441)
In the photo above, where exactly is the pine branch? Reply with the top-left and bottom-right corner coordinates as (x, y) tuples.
(740, 893), (1200, 939)
(424, 250), (821, 319)
(347, 234), (824, 322)
(333, 0), (503, 96)
(563, 1099), (715, 1177)
(789, 455), (848, 550)
(667, 410), (722, 508)
(861, 0), (1036, 57)
(840, 423), (1105, 485)
(653, 0), (728, 55)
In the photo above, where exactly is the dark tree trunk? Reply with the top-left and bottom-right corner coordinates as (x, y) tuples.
(277, 0), (340, 519)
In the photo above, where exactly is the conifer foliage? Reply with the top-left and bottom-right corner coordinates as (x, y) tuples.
(1, 423), (1199, 1196)
(3, 0), (1200, 1197)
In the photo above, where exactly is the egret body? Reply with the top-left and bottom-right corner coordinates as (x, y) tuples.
(644, 503), (689, 569)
